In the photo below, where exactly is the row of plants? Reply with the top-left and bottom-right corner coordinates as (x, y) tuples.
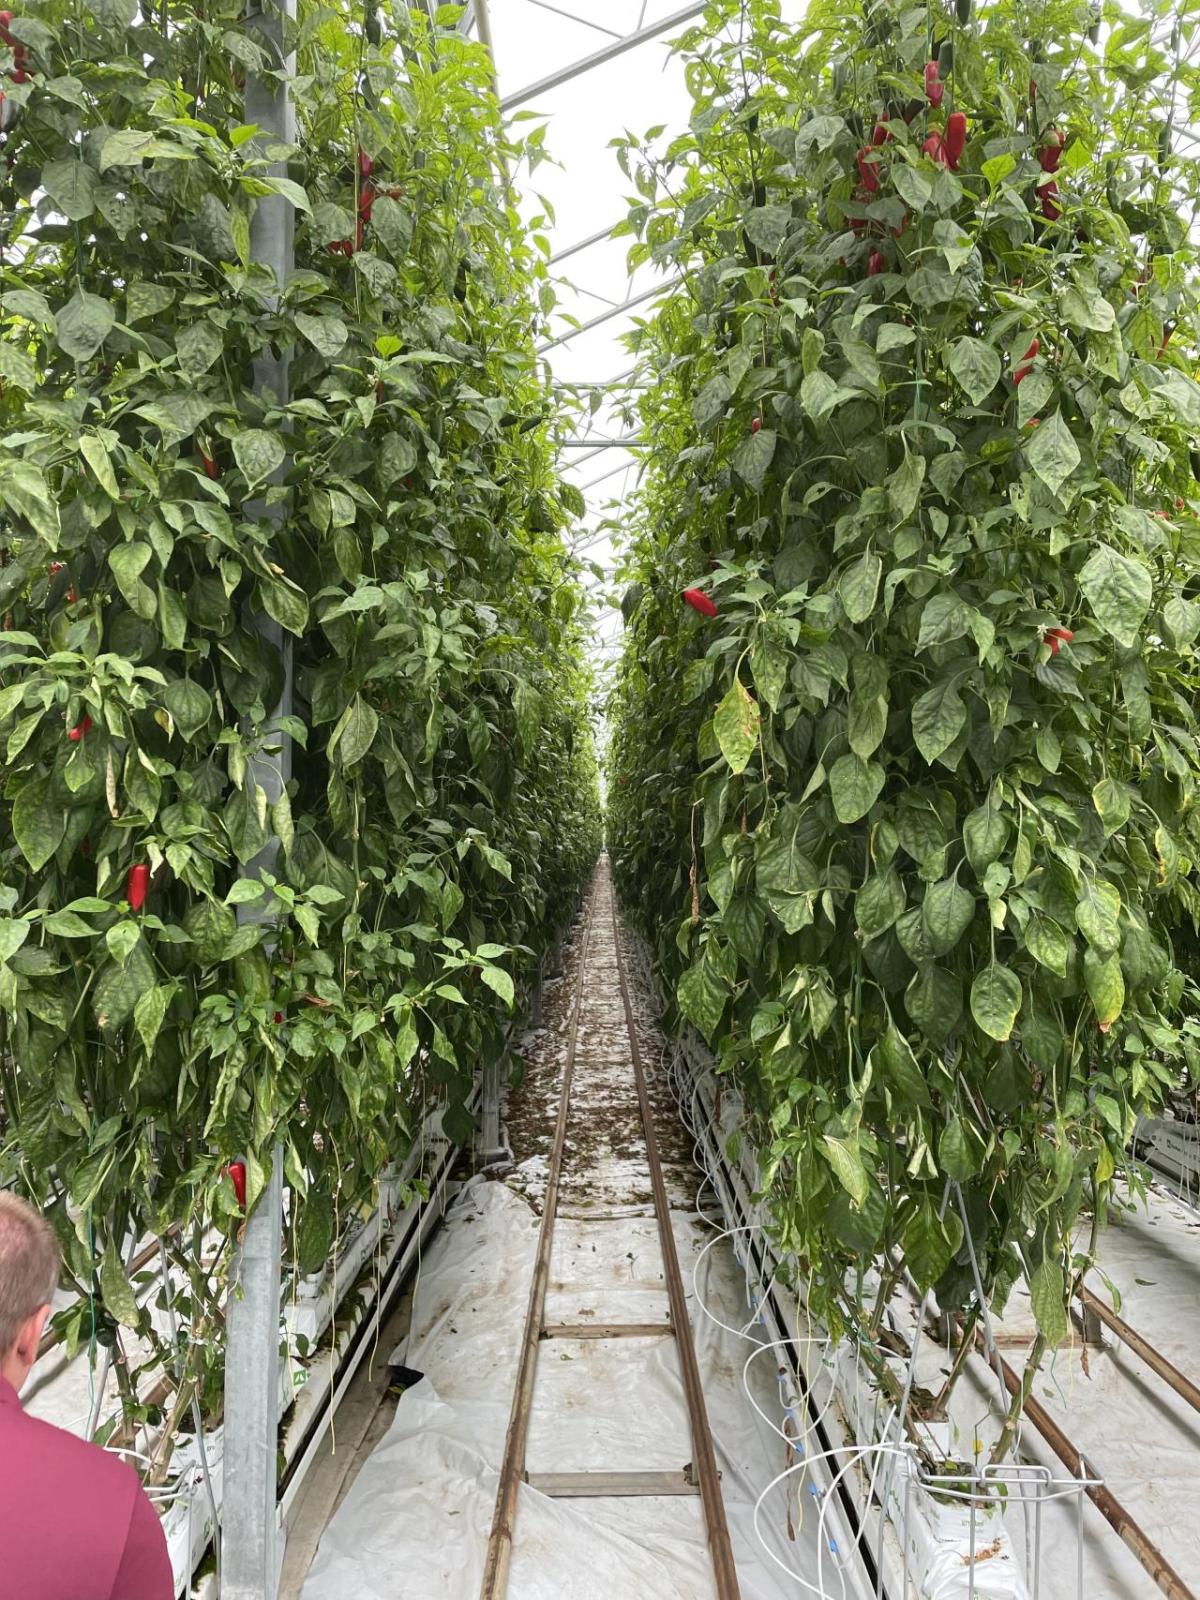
(608, 0), (1200, 1450)
(0, 1), (600, 1450)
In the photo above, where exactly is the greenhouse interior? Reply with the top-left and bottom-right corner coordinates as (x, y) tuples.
(1, 0), (1199, 1597)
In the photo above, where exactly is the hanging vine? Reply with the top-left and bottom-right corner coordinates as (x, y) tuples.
(0, 0), (600, 1447)
(609, 0), (1200, 1439)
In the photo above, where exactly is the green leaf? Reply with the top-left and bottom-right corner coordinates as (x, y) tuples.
(829, 752), (885, 824)
(939, 1116), (980, 1180)
(100, 1239), (142, 1330)
(1076, 878), (1121, 954)
(108, 542), (154, 616)
(677, 959), (726, 1042)
(724, 894), (766, 963)
(1078, 542), (1152, 648)
(892, 164), (932, 211)
(903, 1201), (963, 1290)
(13, 779), (65, 871)
(331, 695), (379, 768)
(856, 869), (905, 938)
(80, 435), (120, 500)
(258, 574), (309, 636)
(0, 340), (37, 393)
(732, 427), (776, 491)
(692, 373), (731, 430)
(0, 918), (32, 963)
(0, 460), (59, 546)
(1091, 777), (1130, 835)
(134, 983), (174, 1056)
(1026, 409), (1080, 497)
(295, 311), (349, 358)
(839, 551), (882, 623)
(911, 679), (965, 764)
(42, 158), (98, 220)
(921, 876), (975, 956)
(905, 965), (962, 1043)
(55, 290), (115, 361)
(133, 392), (213, 447)
(99, 128), (159, 170)
(1029, 1257), (1068, 1346)
(233, 429), (286, 490)
(713, 679), (760, 775)
(847, 690), (887, 757)
(175, 320), (224, 378)
(749, 630), (788, 713)
(878, 1022), (931, 1106)
(163, 678), (213, 740)
(886, 451), (925, 522)
(963, 800), (1009, 876)
(916, 593), (970, 651)
(948, 336), (1001, 405)
(821, 1134), (868, 1207)
(743, 204), (792, 255)
(480, 966), (515, 1007)
(970, 963), (1022, 1041)
(1025, 915), (1070, 978)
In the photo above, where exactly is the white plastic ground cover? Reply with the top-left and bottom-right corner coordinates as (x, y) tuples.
(300, 1168), (845, 1599)
(671, 1021), (1200, 1600)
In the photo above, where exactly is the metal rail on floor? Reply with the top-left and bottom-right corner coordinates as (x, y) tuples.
(479, 871), (741, 1600)
(610, 897), (742, 1600)
(479, 889), (597, 1598)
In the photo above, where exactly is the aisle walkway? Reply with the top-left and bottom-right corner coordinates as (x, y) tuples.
(297, 860), (807, 1599)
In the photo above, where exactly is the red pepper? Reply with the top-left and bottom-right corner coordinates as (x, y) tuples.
(358, 185), (375, 222)
(856, 147), (879, 194)
(1040, 180), (1061, 221)
(49, 560), (65, 575)
(1039, 130), (1065, 173)
(892, 211), (909, 238)
(66, 587), (77, 603)
(127, 863), (150, 912)
(328, 238), (354, 256)
(751, 416), (762, 434)
(67, 714), (93, 743)
(867, 249), (885, 277)
(943, 112), (967, 169)
(849, 213), (868, 237)
(1158, 322), (1174, 359)
(357, 147), (373, 180)
(273, 1010), (284, 1025)
(922, 133), (949, 167)
(225, 1160), (247, 1210)
(1013, 336), (1039, 384)
(683, 587), (718, 619)
(200, 441), (218, 480)
(872, 121), (892, 147)
(1044, 627), (1074, 656)
(924, 61), (944, 108)
(1176, 498), (1185, 511)
(1024, 418), (1041, 429)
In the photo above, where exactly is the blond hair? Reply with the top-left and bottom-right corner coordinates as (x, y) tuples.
(0, 1191), (60, 1356)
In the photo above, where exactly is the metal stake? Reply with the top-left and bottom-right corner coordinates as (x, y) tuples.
(222, 3), (296, 1595)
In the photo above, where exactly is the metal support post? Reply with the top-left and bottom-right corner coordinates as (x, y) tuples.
(224, 1148), (285, 1600)
(223, 4), (296, 1596)
(480, 1054), (510, 1166)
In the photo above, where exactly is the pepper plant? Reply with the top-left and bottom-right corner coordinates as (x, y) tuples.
(0, 0), (600, 1448)
(609, 0), (1200, 1445)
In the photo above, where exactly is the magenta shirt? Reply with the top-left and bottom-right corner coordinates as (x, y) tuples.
(0, 1376), (174, 1598)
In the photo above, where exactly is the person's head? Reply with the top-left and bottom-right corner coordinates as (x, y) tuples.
(0, 1192), (59, 1391)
